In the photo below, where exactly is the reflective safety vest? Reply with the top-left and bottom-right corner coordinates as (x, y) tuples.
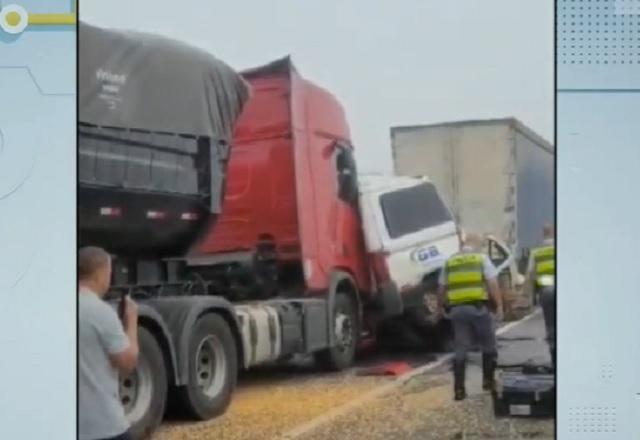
(532, 245), (555, 286)
(445, 253), (488, 305)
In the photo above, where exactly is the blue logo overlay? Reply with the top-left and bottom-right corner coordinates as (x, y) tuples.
(411, 245), (440, 264)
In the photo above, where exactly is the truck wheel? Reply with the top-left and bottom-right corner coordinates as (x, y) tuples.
(174, 314), (238, 420)
(315, 292), (358, 371)
(423, 292), (440, 322)
(120, 327), (168, 440)
(420, 273), (441, 321)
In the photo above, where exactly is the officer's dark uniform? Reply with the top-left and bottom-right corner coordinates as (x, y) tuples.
(531, 243), (555, 366)
(440, 251), (499, 401)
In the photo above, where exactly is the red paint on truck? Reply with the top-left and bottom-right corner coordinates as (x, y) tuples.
(193, 57), (372, 294)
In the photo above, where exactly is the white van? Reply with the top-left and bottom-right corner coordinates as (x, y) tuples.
(358, 174), (460, 318)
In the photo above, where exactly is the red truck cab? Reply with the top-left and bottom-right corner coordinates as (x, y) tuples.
(192, 57), (371, 303)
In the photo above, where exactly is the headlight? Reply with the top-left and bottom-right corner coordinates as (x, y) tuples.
(538, 275), (555, 287)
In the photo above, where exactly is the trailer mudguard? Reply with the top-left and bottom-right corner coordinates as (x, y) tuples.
(144, 296), (242, 385)
(136, 302), (180, 385)
(106, 299), (179, 384)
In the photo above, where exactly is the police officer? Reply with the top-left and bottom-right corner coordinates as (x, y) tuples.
(526, 223), (555, 367)
(437, 233), (503, 401)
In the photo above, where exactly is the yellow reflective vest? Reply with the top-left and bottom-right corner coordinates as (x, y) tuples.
(532, 245), (555, 286)
(445, 253), (488, 305)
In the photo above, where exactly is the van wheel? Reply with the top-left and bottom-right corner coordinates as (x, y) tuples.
(315, 291), (358, 371)
(423, 292), (441, 323)
(174, 314), (238, 420)
(120, 327), (168, 440)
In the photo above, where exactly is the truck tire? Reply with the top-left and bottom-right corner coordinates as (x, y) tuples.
(174, 314), (238, 420)
(315, 291), (358, 371)
(120, 327), (168, 440)
(421, 274), (441, 322)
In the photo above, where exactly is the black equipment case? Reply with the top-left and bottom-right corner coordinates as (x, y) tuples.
(492, 364), (555, 418)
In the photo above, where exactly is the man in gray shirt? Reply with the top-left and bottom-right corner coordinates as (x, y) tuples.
(79, 247), (139, 440)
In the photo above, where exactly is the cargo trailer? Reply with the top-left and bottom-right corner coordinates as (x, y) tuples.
(391, 118), (554, 261)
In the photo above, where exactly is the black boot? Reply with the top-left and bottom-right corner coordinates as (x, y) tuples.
(453, 360), (466, 401)
(482, 352), (497, 391)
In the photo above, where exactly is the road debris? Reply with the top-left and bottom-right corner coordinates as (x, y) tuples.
(155, 312), (551, 440)
(300, 312), (553, 440)
(356, 361), (413, 377)
(156, 372), (389, 440)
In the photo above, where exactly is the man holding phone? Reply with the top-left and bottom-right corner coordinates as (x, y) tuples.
(79, 247), (139, 440)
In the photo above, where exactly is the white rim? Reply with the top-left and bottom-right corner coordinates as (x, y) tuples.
(120, 355), (153, 424)
(195, 335), (227, 398)
(334, 312), (354, 353)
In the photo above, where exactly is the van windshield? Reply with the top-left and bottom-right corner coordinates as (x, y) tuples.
(379, 182), (452, 239)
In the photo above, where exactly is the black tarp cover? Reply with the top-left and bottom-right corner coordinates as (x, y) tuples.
(79, 21), (250, 140)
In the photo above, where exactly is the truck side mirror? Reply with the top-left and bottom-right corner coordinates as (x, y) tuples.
(335, 143), (358, 204)
(338, 171), (357, 202)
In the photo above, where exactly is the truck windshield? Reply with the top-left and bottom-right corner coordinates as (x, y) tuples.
(379, 183), (452, 239)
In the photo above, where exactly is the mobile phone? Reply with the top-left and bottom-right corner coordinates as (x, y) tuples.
(118, 292), (127, 321)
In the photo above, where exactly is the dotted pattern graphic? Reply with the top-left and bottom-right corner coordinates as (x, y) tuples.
(558, 0), (640, 65)
(568, 406), (618, 434)
(599, 362), (614, 382)
(614, 0), (640, 14)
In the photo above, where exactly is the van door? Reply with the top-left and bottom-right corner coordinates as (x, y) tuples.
(486, 237), (512, 275)
(485, 236), (517, 315)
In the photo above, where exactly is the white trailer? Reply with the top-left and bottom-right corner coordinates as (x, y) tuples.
(391, 118), (554, 262)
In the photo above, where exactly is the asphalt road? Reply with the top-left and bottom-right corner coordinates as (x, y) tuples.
(157, 310), (553, 440)
(157, 354), (399, 439)
(496, 309), (551, 367)
(299, 310), (554, 440)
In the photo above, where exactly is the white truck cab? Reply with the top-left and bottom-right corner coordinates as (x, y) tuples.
(358, 174), (460, 317)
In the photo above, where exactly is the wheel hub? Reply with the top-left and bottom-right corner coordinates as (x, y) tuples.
(195, 335), (227, 398)
(424, 293), (439, 314)
(119, 356), (153, 424)
(334, 312), (353, 353)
